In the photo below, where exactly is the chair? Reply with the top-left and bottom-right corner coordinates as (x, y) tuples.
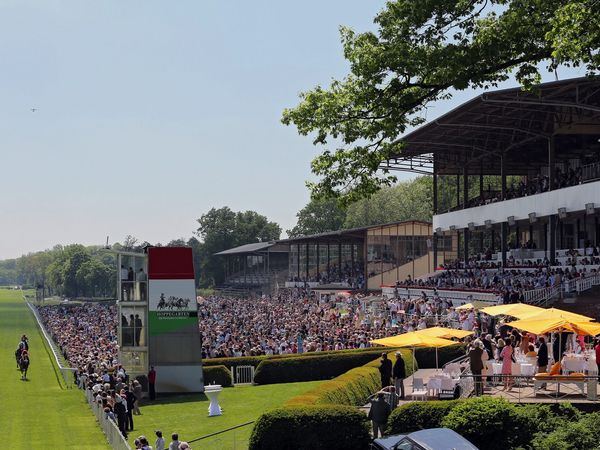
(411, 378), (428, 401)
(439, 377), (456, 400)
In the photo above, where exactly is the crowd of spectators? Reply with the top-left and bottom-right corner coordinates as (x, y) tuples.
(198, 288), (480, 359)
(37, 303), (119, 370)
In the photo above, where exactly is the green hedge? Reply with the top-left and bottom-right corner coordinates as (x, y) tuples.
(286, 350), (414, 407)
(248, 405), (370, 450)
(413, 345), (465, 369)
(202, 347), (403, 371)
(386, 400), (462, 435)
(387, 399), (588, 450)
(203, 365), (233, 387)
(253, 350), (405, 385)
(441, 397), (545, 450)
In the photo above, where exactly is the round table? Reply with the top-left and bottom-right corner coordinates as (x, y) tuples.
(205, 385), (223, 416)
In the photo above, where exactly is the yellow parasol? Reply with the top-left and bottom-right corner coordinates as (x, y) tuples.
(371, 332), (458, 373)
(415, 326), (474, 340)
(455, 301), (486, 310)
(507, 316), (600, 361)
(480, 303), (545, 319)
(517, 307), (594, 322)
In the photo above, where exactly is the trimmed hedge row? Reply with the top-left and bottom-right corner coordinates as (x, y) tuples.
(387, 397), (586, 450)
(202, 365), (233, 387)
(286, 350), (414, 407)
(253, 350), (405, 385)
(386, 400), (462, 435)
(248, 405), (370, 450)
(202, 347), (404, 371)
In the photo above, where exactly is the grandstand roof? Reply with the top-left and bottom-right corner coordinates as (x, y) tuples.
(279, 220), (432, 244)
(214, 242), (283, 256)
(383, 77), (600, 175)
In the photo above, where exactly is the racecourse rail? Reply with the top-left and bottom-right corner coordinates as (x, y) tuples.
(24, 293), (132, 450)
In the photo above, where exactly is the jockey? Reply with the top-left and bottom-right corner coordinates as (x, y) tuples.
(21, 349), (29, 358)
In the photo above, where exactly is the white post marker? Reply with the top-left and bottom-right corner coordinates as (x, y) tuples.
(205, 384), (223, 416)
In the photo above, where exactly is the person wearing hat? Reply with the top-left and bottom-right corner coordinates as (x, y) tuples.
(469, 339), (484, 396)
(392, 351), (406, 399)
(155, 430), (165, 450)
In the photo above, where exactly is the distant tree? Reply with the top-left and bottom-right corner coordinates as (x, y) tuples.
(344, 176), (432, 228)
(75, 259), (115, 297)
(195, 207), (281, 287)
(287, 198), (346, 237)
(167, 238), (188, 247)
(122, 235), (139, 251)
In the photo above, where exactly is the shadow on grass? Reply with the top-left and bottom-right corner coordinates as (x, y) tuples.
(146, 393), (209, 406)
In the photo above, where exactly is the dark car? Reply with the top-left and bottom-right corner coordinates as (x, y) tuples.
(371, 428), (479, 450)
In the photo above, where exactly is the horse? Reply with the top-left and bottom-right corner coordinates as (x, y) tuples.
(15, 347), (22, 369)
(19, 355), (30, 380)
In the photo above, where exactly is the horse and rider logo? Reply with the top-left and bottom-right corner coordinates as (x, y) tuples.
(156, 293), (191, 310)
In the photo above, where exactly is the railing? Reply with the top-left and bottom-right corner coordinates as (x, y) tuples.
(575, 273), (600, 293)
(85, 389), (132, 450)
(188, 421), (255, 450)
(382, 286), (500, 306)
(459, 374), (599, 403)
(522, 286), (560, 306)
(24, 297), (77, 388)
(580, 161), (600, 183)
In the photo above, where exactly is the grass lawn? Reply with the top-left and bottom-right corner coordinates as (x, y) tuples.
(0, 289), (109, 449)
(130, 380), (325, 449)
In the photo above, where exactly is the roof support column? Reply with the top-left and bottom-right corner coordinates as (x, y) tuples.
(501, 153), (507, 200)
(501, 222), (508, 267)
(433, 172), (438, 215)
(479, 162), (484, 199)
(463, 229), (470, 265)
(433, 231), (438, 270)
(550, 215), (557, 265)
(548, 136), (556, 191)
(463, 166), (469, 208)
(456, 174), (460, 208)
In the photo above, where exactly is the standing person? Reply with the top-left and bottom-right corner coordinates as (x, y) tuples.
(134, 314), (143, 347)
(124, 387), (136, 431)
(595, 338), (600, 382)
(155, 430), (165, 450)
(501, 339), (514, 391)
(128, 266), (135, 299)
(148, 366), (157, 401)
(168, 433), (180, 450)
(121, 265), (130, 301)
(132, 379), (143, 414)
(392, 351), (406, 399)
(378, 353), (392, 390)
(469, 340), (484, 396)
(537, 336), (549, 390)
(368, 392), (391, 439)
(114, 393), (128, 439)
(137, 268), (148, 301)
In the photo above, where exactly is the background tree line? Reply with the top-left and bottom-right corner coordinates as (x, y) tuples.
(1, 176), (440, 292)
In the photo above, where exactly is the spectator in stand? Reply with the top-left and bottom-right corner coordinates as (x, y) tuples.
(169, 433), (180, 450)
(155, 431), (165, 450)
(595, 338), (600, 382)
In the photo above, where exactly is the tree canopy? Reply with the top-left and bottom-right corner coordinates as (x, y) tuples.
(195, 207), (282, 287)
(282, 0), (600, 204)
(287, 198), (347, 237)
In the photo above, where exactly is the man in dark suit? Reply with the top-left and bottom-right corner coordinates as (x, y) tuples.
(469, 340), (484, 396)
(378, 353), (392, 390)
(392, 351), (406, 399)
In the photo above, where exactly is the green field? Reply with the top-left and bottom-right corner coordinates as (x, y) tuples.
(130, 381), (325, 449)
(0, 289), (109, 449)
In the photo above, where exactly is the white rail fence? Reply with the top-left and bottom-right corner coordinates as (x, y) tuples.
(24, 297), (77, 387)
(85, 389), (132, 450)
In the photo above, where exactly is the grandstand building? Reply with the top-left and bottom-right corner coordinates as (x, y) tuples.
(216, 221), (434, 292)
(377, 77), (600, 305)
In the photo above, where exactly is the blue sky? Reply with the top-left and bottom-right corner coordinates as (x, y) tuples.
(0, 1), (584, 259)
